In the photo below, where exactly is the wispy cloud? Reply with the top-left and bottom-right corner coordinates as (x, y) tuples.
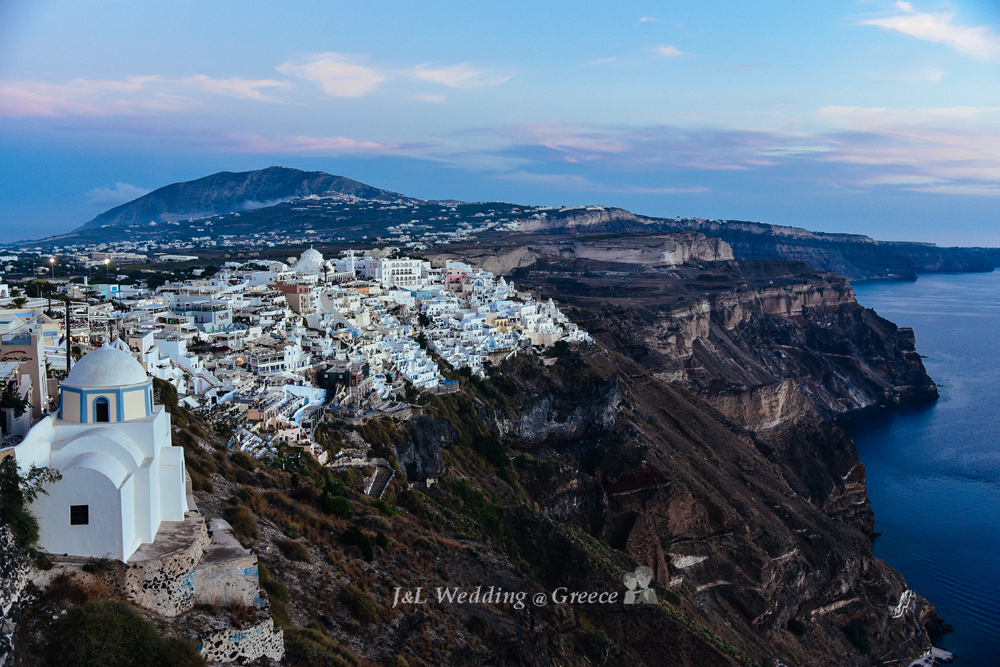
(861, 1), (1000, 62)
(412, 63), (509, 89)
(639, 17), (664, 23)
(415, 94), (446, 103)
(652, 44), (685, 58)
(232, 134), (401, 154)
(276, 53), (386, 97)
(0, 77), (184, 117)
(0, 74), (289, 118)
(183, 75), (290, 101)
(86, 182), (152, 207)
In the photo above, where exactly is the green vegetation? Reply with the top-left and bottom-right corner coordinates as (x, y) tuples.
(284, 628), (360, 667)
(423, 394), (513, 482)
(451, 480), (518, 559)
(0, 457), (61, 548)
(342, 584), (378, 625)
(842, 619), (872, 655)
(276, 538), (313, 563)
(371, 498), (398, 515)
(342, 525), (373, 562)
(56, 600), (205, 667)
(0, 380), (31, 418)
(223, 505), (259, 542)
(152, 377), (178, 411)
(320, 491), (352, 519)
(787, 618), (807, 636)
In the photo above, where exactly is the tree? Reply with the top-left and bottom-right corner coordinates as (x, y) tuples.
(0, 381), (31, 418)
(0, 456), (62, 547)
(9, 297), (27, 309)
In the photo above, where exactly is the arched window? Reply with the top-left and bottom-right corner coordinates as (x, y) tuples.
(94, 397), (110, 423)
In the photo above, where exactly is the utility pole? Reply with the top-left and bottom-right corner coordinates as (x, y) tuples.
(64, 297), (71, 375)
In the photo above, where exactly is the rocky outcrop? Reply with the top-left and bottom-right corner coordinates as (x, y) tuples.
(432, 245), (540, 275)
(393, 415), (451, 481)
(0, 527), (31, 667)
(569, 233), (733, 266)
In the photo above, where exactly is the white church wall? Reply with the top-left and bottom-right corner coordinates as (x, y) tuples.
(34, 465), (123, 559)
(158, 446), (188, 522)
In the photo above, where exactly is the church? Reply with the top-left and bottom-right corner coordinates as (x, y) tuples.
(12, 341), (190, 561)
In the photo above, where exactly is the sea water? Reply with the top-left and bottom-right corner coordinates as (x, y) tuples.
(843, 272), (1000, 665)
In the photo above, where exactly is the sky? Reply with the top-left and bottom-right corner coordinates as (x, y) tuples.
(1, 0), (998, 245)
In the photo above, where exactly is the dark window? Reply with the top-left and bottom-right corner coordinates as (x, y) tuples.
(70, 505), (89, 525)
(94, 397), (110, 422)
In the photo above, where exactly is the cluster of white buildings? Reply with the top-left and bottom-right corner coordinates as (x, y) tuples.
(0, 247), (590, 460)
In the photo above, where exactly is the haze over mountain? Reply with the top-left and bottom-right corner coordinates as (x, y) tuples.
(78, 166), (411, 230)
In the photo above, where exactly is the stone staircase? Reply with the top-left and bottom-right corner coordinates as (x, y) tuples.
(367, 464), (395, 499)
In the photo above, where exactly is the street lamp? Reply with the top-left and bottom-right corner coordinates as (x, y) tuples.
(49, 257), (56, 280)
(104, 258), (110, 279)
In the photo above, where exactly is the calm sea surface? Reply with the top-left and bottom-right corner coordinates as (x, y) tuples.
(842, 272), (1000, 665)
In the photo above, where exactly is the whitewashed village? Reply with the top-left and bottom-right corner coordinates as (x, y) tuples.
(0, 246), (591, 665)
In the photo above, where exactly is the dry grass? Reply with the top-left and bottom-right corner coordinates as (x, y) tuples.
(46, 573), (119, 605)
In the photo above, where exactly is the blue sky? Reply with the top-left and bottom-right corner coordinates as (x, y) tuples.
(1, 1), (998, 244)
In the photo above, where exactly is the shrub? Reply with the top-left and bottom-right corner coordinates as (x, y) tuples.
(362, 514), (392, 532)
(386, 656), (409, 667)
(342, 526), (373, 562)
(375, 531), (388, 549)
(343, 584), (378, 625)
(321, 494), (352, 519)
(187, 469), (213, 493)
(223, 506), (259, 541)
(276, 538), (313, 563)
(162, 638), (206, 667)
(0, 458), (61, 547)
(258, 563), (289, 603)
(56, 601), (164, 667)
(371, 498), (398, 515)
(467, 615), (488, 637)
(264, 489), (294, 509)
(235, 469), (257, 486)
(787, 618), (807, 636)
(230, 450), (256, 471)
(82, 556), (119, 575)
(284, 628), (355, 667)
(842, 619), (871, 655)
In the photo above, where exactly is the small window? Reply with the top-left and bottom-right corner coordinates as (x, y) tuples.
(94, 397), (110, 422)
(70, 505), (89, 525)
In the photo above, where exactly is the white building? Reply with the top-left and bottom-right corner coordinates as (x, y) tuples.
(10, 344), (190, 561)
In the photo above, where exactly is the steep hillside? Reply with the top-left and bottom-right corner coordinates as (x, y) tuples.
(79, 167), (412, 230)
(4, 252), (946, 666)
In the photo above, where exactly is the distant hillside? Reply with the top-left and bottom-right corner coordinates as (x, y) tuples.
(78, 166), (412, 230)
(518, 207), (1000, 281)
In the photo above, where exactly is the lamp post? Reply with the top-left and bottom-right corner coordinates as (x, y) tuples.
(104, 258), (110, 279)
(49, 257), (56, 280)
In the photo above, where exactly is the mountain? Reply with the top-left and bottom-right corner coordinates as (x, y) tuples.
(78, 166), (412, 230)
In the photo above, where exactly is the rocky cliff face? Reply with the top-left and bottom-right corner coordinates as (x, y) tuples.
(514, 258), (937, 429)
(490, 344), (927, 666)
(569, 233), (734, 266)
(511, 209), (997, 280)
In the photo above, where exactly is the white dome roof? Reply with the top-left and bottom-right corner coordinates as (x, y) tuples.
(300, 248), (323, 263)
(64, 344), (149, 388)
